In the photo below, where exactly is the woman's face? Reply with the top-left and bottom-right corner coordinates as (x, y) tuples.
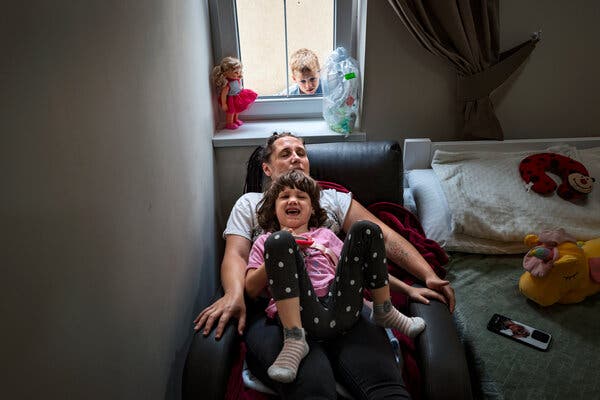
(275, 186), (313, 233)
(262, 137), (310, 180)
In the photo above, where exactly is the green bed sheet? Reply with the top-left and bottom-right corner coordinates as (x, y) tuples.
(447, 252), (600, 400)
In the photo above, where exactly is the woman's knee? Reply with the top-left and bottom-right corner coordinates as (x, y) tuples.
(286, 346), (337, 399)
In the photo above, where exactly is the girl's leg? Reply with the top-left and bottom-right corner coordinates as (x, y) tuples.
(322, 233), (368, 335)
(372, 290), (425, 337)
(264, 231), (309, 383)
(345, 221), (425, 338)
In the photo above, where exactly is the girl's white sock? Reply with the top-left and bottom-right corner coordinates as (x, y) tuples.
(267, 327), (309, 383)
(373, 299), (426, 338)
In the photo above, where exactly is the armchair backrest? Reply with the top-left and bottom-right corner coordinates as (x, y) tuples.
(245, 140), (403, 207)
(306, 141), (403, 206)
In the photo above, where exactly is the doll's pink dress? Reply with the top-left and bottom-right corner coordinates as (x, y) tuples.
(226, 78), (257, 113)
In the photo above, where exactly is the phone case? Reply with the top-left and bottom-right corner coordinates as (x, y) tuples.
(487, 313), (551, 351)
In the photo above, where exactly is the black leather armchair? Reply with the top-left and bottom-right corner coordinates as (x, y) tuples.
(183, 141), (472, 400)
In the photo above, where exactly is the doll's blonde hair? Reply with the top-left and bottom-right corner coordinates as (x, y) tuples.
(211, 56), (242, 93)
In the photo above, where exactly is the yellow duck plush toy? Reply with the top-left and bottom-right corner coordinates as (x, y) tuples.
(519, 228), (600, 306)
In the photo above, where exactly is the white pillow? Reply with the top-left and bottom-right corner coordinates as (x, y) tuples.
(402, 187), (418, 216)
(407, 169), (527, 254)
(431, 145), (600, 245)
(406, 170), (451, 246)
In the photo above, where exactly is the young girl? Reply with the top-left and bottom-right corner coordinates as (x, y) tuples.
(245, 170), (425, 384)
(211, 57), (257, 129)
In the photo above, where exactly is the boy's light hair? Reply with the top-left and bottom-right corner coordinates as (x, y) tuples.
(290, 48), (320, 74)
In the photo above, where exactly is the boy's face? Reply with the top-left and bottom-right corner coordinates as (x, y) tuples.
(292, 70), (320, 95)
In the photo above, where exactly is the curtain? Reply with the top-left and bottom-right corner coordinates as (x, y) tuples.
(388, 0), (539, 140)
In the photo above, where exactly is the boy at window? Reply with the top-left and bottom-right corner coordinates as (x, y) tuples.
(279, 48), (322, 96)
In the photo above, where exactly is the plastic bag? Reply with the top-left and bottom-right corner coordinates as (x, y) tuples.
(322, 47), (360, 134)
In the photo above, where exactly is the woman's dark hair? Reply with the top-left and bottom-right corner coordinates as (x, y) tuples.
(244, 132), (305, 193)
(257, 170), (327, 232)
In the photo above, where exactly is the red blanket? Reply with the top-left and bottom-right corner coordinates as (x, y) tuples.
(366, 201), (448, 400)
(225, 182), (448, 399)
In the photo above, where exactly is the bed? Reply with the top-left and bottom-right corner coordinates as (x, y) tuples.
(403, 137), (600, 400)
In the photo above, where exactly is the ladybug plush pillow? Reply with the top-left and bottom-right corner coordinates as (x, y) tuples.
(519, 153), (595, 202)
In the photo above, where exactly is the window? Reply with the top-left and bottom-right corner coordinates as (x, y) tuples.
(236, 1), (333, 97)
(209, 0), (358, 120)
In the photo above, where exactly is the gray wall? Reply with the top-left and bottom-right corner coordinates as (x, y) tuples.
(2, 1), (216, 399)
(363, 0), (600, 141)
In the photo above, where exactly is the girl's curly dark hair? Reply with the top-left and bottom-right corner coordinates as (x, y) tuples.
(257, 170), (327, 232)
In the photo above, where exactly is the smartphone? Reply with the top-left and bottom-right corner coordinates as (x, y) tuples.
(487, 313), (552, 351)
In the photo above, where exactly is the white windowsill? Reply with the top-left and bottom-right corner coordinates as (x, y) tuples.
(212, 119), (366, 148)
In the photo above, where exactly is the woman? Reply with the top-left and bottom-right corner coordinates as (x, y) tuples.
(194, 132), (455, 398)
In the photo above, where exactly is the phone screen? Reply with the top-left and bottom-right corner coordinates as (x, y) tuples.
(487, 313), (551, 351)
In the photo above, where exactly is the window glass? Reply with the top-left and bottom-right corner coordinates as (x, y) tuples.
(236, 0), (334, 97)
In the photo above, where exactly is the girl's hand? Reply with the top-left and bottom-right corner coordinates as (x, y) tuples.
(221, 103), (228, 112)
(406, 285), (447, 306)
(284, 228), (313, 248)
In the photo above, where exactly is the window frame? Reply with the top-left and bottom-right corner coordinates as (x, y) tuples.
(208, 0), (358, 120)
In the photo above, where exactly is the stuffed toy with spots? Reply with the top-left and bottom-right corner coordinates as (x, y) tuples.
(519, 228), (600, 306)
(519, 153), (595, 202)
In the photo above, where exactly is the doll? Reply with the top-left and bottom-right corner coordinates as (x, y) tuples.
(211, 57), (257, 130)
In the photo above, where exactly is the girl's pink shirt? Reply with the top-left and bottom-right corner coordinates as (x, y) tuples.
(247, 227), (344, 318)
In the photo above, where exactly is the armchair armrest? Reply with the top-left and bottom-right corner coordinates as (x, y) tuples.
(182, 292), (239, 400)
(410, 284), (473, 400)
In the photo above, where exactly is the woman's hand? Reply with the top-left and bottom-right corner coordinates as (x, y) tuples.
(425, 276), (455, 313)
(193, 291), (246, 339)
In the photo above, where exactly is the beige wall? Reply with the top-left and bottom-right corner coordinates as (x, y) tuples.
(495, 0), (600, 139)
(362, 0), (600, 141)
(2, 1), (216, 399)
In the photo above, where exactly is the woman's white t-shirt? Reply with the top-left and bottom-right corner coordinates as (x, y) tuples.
(223, 189), (353, 243)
